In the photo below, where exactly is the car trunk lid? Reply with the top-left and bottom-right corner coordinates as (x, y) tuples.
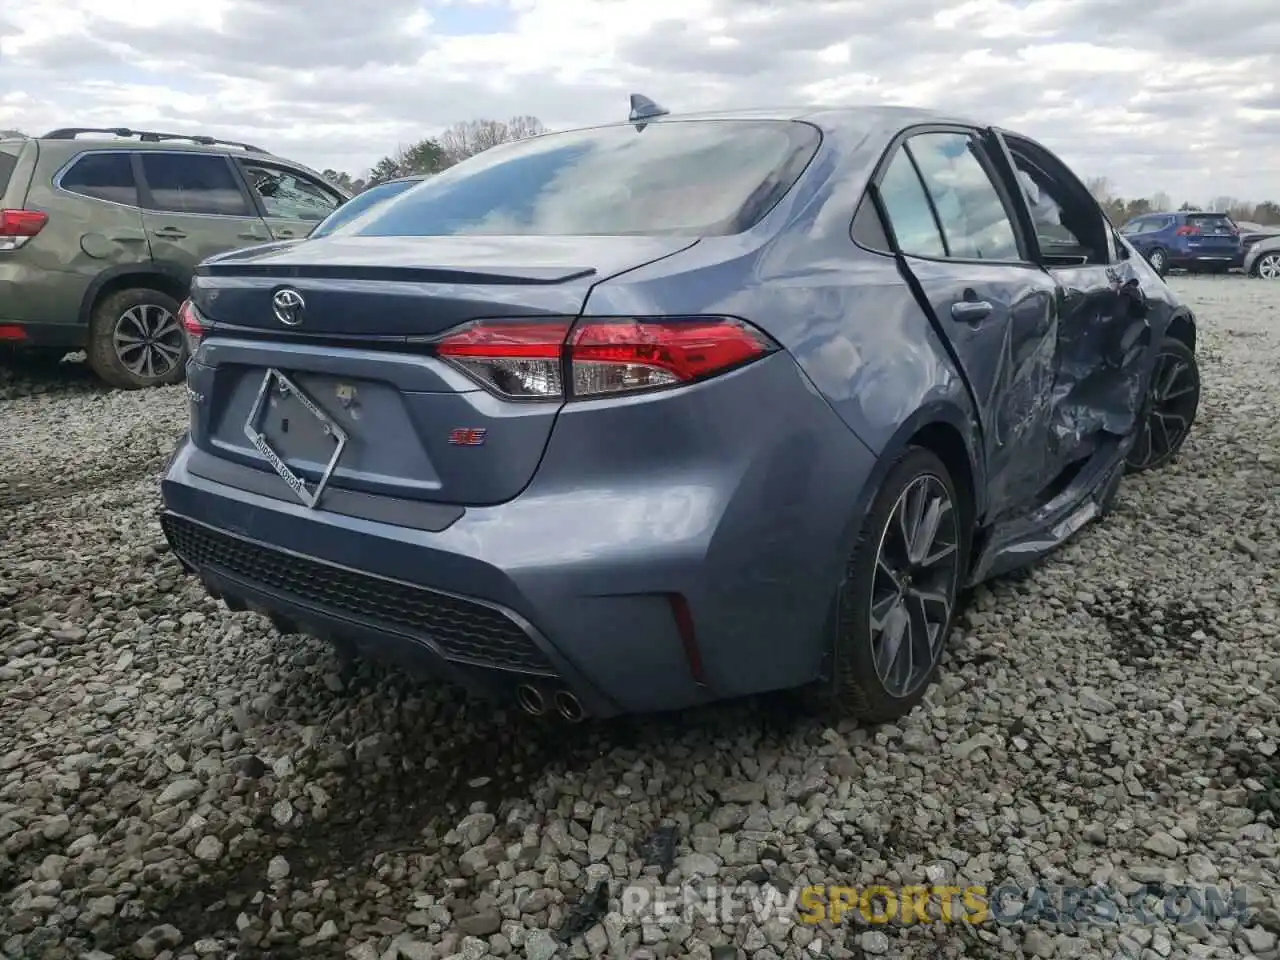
(187, 234), (698, 508)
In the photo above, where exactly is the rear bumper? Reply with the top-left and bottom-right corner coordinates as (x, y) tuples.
(160, 352), (880, 717)
(0, 320), (87, 348)
(0, 261), (91, 335)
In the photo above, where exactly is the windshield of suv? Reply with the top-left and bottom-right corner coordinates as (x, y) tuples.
(342, 119), (822, 238)
(310, 178), (422, 238)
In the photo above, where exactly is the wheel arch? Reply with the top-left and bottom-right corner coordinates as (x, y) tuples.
(78, 261), (191, 326)
(842, 401), (986, 558)
(1166, 308), (1196, 354)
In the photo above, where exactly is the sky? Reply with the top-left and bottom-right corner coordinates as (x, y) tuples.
(1, 0), (1277, 205)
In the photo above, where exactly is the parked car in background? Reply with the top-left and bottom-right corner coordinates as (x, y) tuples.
(1243, 233), (1280, 279)
(162, 101), (1199, 723)
(1118, 211), (1242, 276)
(0, 127), (349, 388)
(1236, 220), (1280, 278)
(309, 175), (426, 239)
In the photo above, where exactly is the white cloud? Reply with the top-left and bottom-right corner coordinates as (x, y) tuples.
(1, 0), (1277, 203)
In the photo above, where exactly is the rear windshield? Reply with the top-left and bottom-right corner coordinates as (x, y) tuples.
(1187, 214), (1236, 233)
(310, 178), (421, 238)
(0, 145), (20, 196)
(342, 119), (822, 238)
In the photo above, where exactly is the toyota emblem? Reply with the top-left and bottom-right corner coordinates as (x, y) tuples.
(272, 288), (305, 326)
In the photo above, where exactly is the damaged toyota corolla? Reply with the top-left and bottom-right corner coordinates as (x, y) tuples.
(160, 99), (1200, 722)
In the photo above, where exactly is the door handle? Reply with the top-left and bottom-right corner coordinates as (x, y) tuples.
(152, 227), (187, 239)
(951, 299), (993, 323)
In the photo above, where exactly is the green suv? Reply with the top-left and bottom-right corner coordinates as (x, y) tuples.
(0, 128), (350, 388)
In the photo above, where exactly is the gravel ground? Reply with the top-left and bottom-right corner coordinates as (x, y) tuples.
(1, 276), (1278, 960)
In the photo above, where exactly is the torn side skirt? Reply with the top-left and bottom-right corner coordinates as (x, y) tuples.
(967, 438), (1127, 585)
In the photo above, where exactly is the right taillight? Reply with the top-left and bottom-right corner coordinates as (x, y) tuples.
(178, 299), (208, 354)
(0, 209), (48, 252)
(434, 316), (777, 401)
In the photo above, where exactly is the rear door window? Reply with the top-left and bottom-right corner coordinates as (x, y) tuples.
(876, 149), (946, 257)
(347, 119), (823, 237)
(139, 153), (253, 217)
(906, 132), (1022, 261)
(60, 152), (139, 206)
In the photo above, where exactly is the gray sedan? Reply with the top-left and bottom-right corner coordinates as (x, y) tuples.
(1243, 233), (1280, 279)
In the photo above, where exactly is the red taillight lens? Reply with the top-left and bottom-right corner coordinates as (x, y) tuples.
(0, 209), (48, 251)
(0, 324), (28, 341)
(569, 318), (775, 397)
(178, 299), (207, 353)
(436, 319), (571, 399)
(434, 316), (776, 401)
(1175, 225), (1199, 236)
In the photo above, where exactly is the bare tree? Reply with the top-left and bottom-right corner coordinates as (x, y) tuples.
(438, 116), (547, 166)
(1150, 191), (1172, 213)
(1084, 176), (1113, 204)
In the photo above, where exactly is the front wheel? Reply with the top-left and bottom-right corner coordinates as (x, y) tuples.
(87, 288), (186, 390)
(825, 447), (968, 722)
(1253, 251), (1280, 280)
(1125, 337), (1200, 473)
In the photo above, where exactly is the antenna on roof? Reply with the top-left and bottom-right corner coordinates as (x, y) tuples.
(629, 94), (669, 131)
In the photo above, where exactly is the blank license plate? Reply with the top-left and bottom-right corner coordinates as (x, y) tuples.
(242, 368), (348, 509)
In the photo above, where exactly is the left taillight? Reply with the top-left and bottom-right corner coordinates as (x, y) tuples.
(178, 299), (207, 354)
(434, 316), (777, 402)
(0, 209), (48, 252)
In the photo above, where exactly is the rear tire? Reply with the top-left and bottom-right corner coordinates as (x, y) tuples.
(1253, 251), (1280, 280)
(824, 447), (969, 723)
(1125, 337), (1200, 473)
(1147, 247), (1169, 276)
(87, 288), (187, 389)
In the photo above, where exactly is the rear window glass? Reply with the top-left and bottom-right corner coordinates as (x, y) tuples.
(1187, 214), (1236, 233)
(311, 178), (421, 238)
(344, 120), (822, 238)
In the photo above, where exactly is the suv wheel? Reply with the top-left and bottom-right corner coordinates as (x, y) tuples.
(825, 447), (969, 722)
(87, 288), (186, 389)
(1147, 247), (1169, 276)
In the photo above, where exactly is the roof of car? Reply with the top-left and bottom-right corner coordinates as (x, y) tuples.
(655, 104), (967, 124)
(573, 104), (981, 138)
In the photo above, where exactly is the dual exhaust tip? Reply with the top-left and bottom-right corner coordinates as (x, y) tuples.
(516, 683), (585, 722)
